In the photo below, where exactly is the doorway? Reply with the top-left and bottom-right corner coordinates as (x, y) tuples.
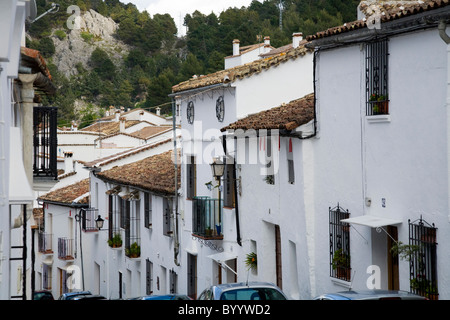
(187, 253), (197, 299)
(387, 226), (399, 290)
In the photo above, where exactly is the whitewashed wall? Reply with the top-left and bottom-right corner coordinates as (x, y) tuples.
(312, 28), (450, 299)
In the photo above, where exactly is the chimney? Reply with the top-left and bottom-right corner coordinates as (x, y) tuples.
(71, 120), (78, 132)
(233, 39), (240, 56)
(139, 110), (144, 121)
(119, 116), (126, 132)
(64, 150), (74, 173)
(115, 110), (120, 122)
(156, 107), (161, 116)
(264, 36), (271, 47)
(292, 32), (303, 49)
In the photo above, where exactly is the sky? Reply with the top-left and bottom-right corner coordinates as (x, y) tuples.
(121, 0), (258, 36)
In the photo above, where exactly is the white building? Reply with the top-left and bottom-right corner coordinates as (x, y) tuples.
(34, 133), (180, 299)
(0, 0), (59, 300)
(171, 34), (313, 298)
(220, 93), (315, 299)
(304, 0), (450, 299)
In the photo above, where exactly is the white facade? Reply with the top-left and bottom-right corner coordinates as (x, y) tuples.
(308, 21), (450, 298)
(174, 41), (313, 298)
(0, 0), (42, 300)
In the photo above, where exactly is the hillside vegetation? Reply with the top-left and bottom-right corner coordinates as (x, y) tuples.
(27, 0), (359, 127)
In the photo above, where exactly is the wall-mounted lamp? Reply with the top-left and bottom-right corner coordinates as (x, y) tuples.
(95, 215), (104, 230)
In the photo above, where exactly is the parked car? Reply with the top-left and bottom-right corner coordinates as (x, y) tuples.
(72, 294), (106, 300)
(198, 282), (288, 300)
(313, 289), (427, 300)
(130, 294), (192, 300)
(33, 290), (54, 300)
(58, 291), (92, 300)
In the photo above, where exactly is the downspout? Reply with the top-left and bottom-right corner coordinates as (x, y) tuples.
(438, 20), (450, 223)
(171, 98), (180, 266)
(222, 134), (242, 246)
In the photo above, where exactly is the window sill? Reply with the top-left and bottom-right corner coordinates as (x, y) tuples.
(330, 277), (352, 288)
(367, 114), (391, 123)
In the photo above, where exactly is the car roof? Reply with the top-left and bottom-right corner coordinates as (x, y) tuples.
(210, 282), (285, 296)
(317, 289), (426, 300)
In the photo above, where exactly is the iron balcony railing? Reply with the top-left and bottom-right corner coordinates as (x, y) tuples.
(33, 106), (58, 179)
(81, 208), (99, 232)
(58, 237), (74, 260)
(192, 196), (223, 239)
(38, 232), (53, 254)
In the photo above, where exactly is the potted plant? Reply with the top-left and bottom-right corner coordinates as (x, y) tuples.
(108, 233), (122, 248)
(369, 93), (389, 114)
(391, 241), (438, 299)
(332, 249), (350, 280)
(126, 242), (141, 258)
(245, 252), (257, 272)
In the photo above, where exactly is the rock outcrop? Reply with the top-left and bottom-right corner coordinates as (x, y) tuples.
(51, 9), (129, 78)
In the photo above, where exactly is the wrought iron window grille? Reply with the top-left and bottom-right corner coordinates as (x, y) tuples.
(329, 204), (351, 281)
(365, 39), (389, 116)
(407, 217), (438, 300)
(216, 96), (224, 122)
(33, 106), (58, 179)
(187, 101), (194, 124)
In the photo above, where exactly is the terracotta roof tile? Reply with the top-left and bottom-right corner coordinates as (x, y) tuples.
(96, 150), (180, 195)
(39, 179), (90, 205)
(80, 120), (140, 135)
(221, 93), (315, 132)
(307, 0), (450, 41)
(172, 45), (312, 93)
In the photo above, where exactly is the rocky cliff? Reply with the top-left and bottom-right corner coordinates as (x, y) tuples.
(51, 9), (129, 78)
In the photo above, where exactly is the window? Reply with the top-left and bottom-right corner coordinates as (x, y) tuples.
(216, 96), (224, 122)
(287, 138), (294, 184)
(186, 155), (196, 199)
(187, 101), (194, 124)
(146, 259), (153, 295)
(223, 163), (235, 208)
(366, 39), (389, 116)
(407, 218), (438, 300)
(163, 198), (173, 236)
(264, 135), (275, 185)
(144, 192), (152, 228)
(329, 204), (351, 281)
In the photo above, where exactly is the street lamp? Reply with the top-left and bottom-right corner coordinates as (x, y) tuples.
(95, 215), (104, 230)
(210, 157), (225, 180)
(210, 157), (225, 237)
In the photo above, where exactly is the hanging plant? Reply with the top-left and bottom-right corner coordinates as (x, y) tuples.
(245, 252), (257, 271)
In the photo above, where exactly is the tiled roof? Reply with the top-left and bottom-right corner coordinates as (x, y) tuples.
(307, 0), (450, 41)
(38, 179), (90, 205)
(221, 93), (315, 132)
(83, 138), (173, 168)
(96, 150), (181, 195)
(130, 126), (171, 140)
(172, 45), (312, 93)
(80, 120), (140, 135)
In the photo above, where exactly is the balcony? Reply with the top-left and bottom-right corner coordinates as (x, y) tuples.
(81, 208), (100, 232)
(38, 232), (53, 254)
(58, 237), (74, 260)
(192, 196), (223, 240)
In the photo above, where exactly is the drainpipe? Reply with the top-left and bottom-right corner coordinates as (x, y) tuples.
(439, 20), (450, 223)
(171, 98), (180, 266)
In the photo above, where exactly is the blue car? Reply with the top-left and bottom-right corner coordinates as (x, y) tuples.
(58, 291), (92, 300)
(130, 294), (192, 300)
(313, 289), (426, 300)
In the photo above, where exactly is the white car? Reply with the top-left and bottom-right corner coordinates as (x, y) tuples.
(197, 282), (288, 300)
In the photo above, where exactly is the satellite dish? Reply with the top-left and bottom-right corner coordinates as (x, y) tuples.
(27, 0), (38, 21)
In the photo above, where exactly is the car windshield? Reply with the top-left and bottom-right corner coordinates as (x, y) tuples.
(220, 288), (286, 300)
